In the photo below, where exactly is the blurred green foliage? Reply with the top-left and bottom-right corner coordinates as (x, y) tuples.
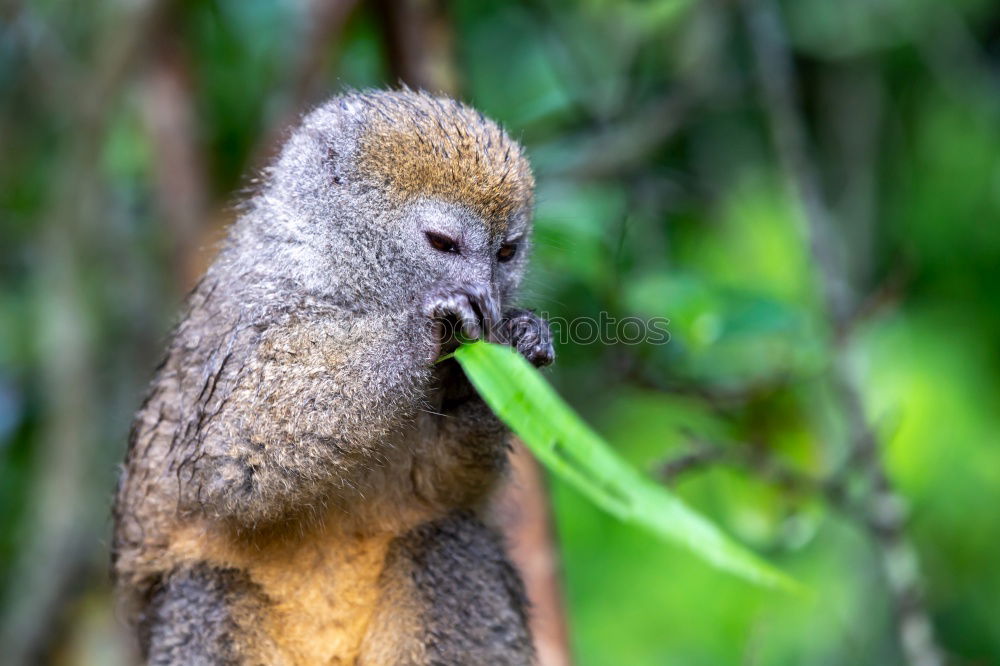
(3, 0), (1000, 664)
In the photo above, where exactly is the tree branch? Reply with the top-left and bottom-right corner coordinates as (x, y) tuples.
(658, 438), (851, 515)
(740, 1), (944, 663)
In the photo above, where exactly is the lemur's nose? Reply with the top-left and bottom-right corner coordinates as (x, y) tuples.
(471, 282), (501, 342)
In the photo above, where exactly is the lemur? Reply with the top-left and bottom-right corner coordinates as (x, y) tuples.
(112, 89), (554, 665)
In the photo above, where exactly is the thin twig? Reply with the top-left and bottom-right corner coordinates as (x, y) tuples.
(740, 0), (851, 326)
(658, 439), (850, 514)
(532, 93), (691, 180)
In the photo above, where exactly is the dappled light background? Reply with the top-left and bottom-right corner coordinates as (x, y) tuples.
(3, 0), (1000, 664)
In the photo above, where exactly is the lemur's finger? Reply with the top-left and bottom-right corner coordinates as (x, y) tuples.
(522, 336), (554, 367)
(499, 309), (555, 367)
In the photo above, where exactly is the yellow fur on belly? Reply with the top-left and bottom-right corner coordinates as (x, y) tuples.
(169, 520), (394, 665)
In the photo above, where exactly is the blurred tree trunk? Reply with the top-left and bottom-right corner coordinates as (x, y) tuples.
(498, 442), (573, 666)
(141, 16), (208, 290)
(372, 0), (461, 95)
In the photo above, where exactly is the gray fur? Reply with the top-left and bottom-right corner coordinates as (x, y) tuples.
(140, 564), (268, 666)
(361, 511), (534, 666)
(113, 89), (553, 664)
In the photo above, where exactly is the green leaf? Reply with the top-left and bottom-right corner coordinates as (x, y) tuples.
(454, 340), (802, 592)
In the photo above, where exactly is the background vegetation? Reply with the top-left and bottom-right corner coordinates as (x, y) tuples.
(3, 0), (1000, 664)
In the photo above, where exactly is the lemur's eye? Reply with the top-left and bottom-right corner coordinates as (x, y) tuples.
(425, 231), (459, 254)
(497, 243), (518, 263)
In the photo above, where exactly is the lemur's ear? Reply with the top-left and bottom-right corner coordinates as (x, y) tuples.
(322, 146), (347, 186)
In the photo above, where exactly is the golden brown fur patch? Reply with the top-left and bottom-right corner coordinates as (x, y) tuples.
(167, 518), (396, 665)
(355, 91), (534, 235)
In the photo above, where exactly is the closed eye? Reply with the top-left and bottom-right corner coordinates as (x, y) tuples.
(425, 231), (460, 254)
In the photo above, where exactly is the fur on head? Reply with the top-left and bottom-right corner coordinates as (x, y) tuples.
(355, 91), (534, 234)
(233, 88), (536, 311)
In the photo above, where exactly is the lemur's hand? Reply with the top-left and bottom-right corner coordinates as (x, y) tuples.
(497, 309), (555, 367)
(425, 284), (502, 356)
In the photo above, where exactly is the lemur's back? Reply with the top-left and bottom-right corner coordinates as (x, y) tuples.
(112, 90), (552, 665)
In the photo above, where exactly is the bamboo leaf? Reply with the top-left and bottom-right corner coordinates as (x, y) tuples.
(454, 340), (801, 592)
